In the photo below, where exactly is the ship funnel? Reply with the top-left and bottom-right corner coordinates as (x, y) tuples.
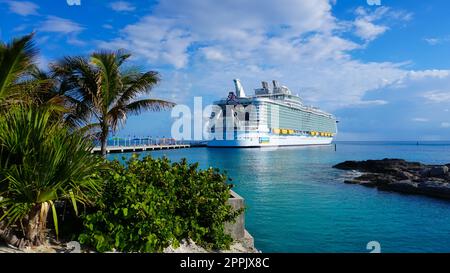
(262, 81), (269, 90)
(233, 79), (246, 98)
(272, 80), (279, 89)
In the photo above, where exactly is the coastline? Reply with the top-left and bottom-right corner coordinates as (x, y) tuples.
(334, 158), (450, 200)
(0, 190), (259, 254)
(0, 230), (259, 253)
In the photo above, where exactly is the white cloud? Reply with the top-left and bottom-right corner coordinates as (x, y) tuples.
(407, 70), (450, 80)
(97, 0), (450, 112)
(102, 24), (114, 30)
(412, 118), (429, 122)
(390, 69), (450, 89)
(353, 7), (389, 41)
(441, 122), (450, 128)
(424, 38), (440, 45)
(7, 1), (38, 16)
(352, 100), (389, 106)
(352, 6), (412, 42)
(155, 0), (336, 38)
(41, 16), (84, 34)
(422, 90), (450, 103)
(39, 16), (85, 47)
(36, 54), (50, 70)
(98, 16), (192, 69)
(201, 47), (227, 62)
(424, 36), (450, 46)
(354, 19), (387, 41)
(67, 37), (86, 46)
(110, 1), (135, 12)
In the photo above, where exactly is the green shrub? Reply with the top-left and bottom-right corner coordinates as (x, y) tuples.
(78, 154), (241, 252)
(0, 106), (103, 246)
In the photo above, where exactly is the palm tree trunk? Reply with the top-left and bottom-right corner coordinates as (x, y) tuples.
(25, 204), (47, 246)
(26, 205), (41, 245)
(1, 204), (49, 248)
(0, 221), (29, 249)
(100, 126), (109, 157)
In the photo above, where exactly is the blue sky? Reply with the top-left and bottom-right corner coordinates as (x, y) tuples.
(1, 0), (450, 140)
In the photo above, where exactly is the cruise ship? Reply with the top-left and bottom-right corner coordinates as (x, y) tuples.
(207, 79), (338, 147)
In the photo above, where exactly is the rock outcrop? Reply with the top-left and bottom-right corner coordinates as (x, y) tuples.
(333, 158), (450, 200)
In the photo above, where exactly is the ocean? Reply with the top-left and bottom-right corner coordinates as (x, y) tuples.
(107, 141), (450, 253)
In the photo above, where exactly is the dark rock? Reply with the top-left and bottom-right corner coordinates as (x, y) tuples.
(333, 160), (363, 171)
(379, 180), (419, 194)
(355, 173), (395, 186)
(429, 166), (449, 177)
(417, 181), (450, 199)
(334, 158), (450, 200)
(359, 181), (376, 188)
(419, 168), (431, 177)
(333, 158), (424, 174)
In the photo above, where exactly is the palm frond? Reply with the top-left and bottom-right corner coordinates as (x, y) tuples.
(76, 122), (101, 138)
(118, 71), (160, 106)
(90, 51), (123, 110)
(0, 106), (103, 231)
(0, 33), (38, 101)
(125, 99), (175, 114)
(50, 49), (173, 156)
(51, 56), (99, 126)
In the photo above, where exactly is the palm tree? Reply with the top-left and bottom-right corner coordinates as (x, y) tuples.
(28, 67), (87, 127)
(52, 50), (175, 156)
(0, 106), (103, 247)
(0, 33), (38, 109)
(0, 33), (68, 113)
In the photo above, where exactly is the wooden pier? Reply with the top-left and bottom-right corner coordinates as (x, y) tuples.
(92, 144), (191, 154)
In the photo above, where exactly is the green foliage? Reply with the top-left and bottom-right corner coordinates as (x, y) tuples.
(0, 33), (37, 106)
(0, 34), (235, 252)
(51, 50), (175, 156)
(0, 106), (103, 243)
(79, 155), (241, 252)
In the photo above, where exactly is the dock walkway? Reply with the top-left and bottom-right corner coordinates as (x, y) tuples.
(92, 144), (190, 154)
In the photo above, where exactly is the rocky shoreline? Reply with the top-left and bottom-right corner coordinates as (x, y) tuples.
(333, 158), (450, 200)
(0, 230), (259, 254)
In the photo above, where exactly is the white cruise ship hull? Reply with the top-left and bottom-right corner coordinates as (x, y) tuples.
(207, 135), (333, 147)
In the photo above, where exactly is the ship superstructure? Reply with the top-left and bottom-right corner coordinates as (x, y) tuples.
(207, 79), (338, 147)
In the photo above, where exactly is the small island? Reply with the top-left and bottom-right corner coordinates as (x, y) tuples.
(333, 159), (450, 200)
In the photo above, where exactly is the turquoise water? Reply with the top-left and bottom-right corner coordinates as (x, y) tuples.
(107, 141), (450, 253)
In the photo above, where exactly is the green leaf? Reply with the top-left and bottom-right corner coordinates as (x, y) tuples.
(69, 190), (78, 216)
(37, 189), (57, 203)
(49, 200), (59, 240)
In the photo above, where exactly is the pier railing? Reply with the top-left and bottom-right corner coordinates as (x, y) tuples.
(91, 137), (207, 154)
(91, 143), (191, 154)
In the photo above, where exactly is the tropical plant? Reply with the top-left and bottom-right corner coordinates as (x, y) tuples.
(0, 106), (103, 247)
(79, 155), (240, 252)
(52, 50), (175, 156)
(0, 33), (38, 109)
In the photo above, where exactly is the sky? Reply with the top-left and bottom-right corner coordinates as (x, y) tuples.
(1, 0), (450, 141)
